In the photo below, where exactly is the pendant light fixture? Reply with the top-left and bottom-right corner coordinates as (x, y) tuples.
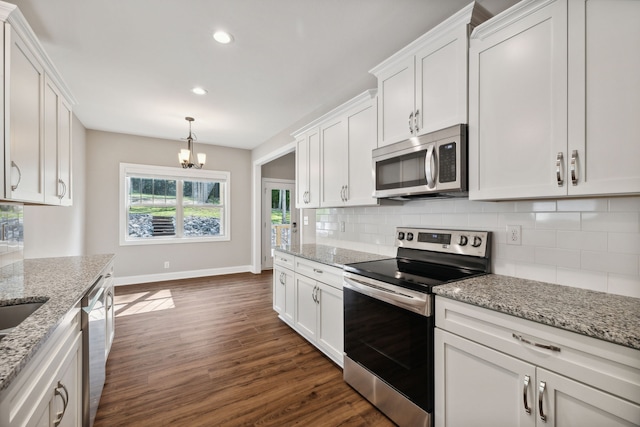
(178, 117), (206, 169)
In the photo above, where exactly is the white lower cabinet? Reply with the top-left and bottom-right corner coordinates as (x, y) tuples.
(272, 250), (344, 367)
(273, 252), (295, 326)
(0, 307), (82, 427)
(435, 297), (640, 427)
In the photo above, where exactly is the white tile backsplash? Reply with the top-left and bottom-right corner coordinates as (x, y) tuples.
(314, 196), (640, 298)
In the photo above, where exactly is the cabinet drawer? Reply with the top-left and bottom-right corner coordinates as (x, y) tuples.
(273, 250), (294, 270)
(435, 297), (640, 404)
(295, 257), (343, 290)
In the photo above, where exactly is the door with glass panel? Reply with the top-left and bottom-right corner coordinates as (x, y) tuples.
(262, 179), (297, 269)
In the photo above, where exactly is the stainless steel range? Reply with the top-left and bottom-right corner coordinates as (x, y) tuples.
(343, 227), (491, 427)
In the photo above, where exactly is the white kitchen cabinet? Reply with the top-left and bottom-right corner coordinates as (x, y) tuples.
(104, 263), (115, 356)
(320, 91), (378, 207)
(469, 0), (640, 200)
(272, 250), (345, 367)
(370, 3), (491, 148)
(0, 306), (82, 427)
(1, 3), (74, 205)
(294, 127), (320, 208)
(44, 75), (73, 206)
(6, 25), (45, 203)
(435, 297), (640, 427)
(273, 251), (295, 326)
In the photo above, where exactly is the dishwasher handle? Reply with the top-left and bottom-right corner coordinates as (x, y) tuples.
(82, 276), (105, 313)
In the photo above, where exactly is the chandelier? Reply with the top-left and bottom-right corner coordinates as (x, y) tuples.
(178, 117), (206, 169)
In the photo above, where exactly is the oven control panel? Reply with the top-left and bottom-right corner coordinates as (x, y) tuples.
(396, 227), (490, 258)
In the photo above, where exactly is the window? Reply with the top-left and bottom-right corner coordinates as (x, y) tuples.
(120, 163), (230, 245)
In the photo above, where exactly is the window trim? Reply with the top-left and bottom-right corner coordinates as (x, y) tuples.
(119, 163), (231, 246)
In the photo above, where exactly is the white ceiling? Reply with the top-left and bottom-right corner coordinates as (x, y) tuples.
(10, 0), (517, 150)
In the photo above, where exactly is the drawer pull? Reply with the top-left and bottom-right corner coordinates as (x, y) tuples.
(523, 375), (531, 415)
(53, 381), (69, 426)
(538, 381), (547, 422)
(313, 268), (323, 274)
(512, 333), (561, 352)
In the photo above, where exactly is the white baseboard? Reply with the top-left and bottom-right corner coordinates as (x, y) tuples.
(114, 264), (254, 286)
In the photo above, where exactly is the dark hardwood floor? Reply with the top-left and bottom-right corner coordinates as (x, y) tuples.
(94, 271), (395, 427)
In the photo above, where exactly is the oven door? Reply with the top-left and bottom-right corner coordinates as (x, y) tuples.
(343, 274), (433, 413)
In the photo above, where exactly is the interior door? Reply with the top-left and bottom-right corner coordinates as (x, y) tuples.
(262, 179), (297, 269)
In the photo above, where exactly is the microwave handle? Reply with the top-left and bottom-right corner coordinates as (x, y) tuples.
(425, 145), (437, 189)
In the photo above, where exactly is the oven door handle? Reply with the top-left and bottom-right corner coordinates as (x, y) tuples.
(343, 275), (431, 317)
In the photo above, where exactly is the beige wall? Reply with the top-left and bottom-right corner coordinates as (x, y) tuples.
(262, 152), (295, 180)
(24, 115), (87, 258)
(84, 130), (253, 281)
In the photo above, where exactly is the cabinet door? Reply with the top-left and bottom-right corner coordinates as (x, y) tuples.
(8, 27), (45, 203)
(345, 100), (377, 207)
(415, 26), (468, 135)
(316, 282), (343, 366)
(469, 0), (568, 200)
(537, 368), (640, 427)
(58, 98), (73, 206)
(307, 129), (320, 208)
(43, 77), (61, 205)
(567, 0), (640, 196)
(376, 57), (415, 147)
(294, 274), (317, 342)
(435, 329), (536, 427)
(295, 136), (308, 207)
(273, 266), (294, 325)
(320, 117), (347, 207)
(51, 339), (81, 427)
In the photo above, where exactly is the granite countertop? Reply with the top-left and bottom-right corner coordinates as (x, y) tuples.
(433, 274), (640, 351)
(0, 254), (115, 392)
(274, 244), (389, 268)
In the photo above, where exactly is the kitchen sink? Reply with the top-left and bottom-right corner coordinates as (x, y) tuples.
(0, 302), (46, 342)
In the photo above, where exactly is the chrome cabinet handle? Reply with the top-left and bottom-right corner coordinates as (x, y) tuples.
(313, 268), (323, 275)
(538, 381), (547, 422)
(570, 150), (578, 186)
(10, 161), (21, 191)
(556, 152), (564, 186)
(343, 185), (348, 202)
(58, 179), (67, 199)
(523, 375), (532, 415)
(414, 109), (420, 133)
(314, 286), (320, 304)
(425, 145), (437, 189)
(408, 112), (414, 134)
(512, 333), (561, 352)
(340, 185), (345, 202)
(53, 381), (69, 426)
(279, 272), (285, 285)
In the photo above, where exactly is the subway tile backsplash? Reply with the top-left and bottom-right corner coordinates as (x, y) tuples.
(315, 196), (640, 298)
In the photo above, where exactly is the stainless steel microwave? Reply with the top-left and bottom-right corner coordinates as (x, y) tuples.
(372, 124), (467, 199)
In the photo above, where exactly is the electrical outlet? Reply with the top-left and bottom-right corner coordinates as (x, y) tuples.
(164, 261), (170, 269)
(506, 225), (521, 246)
(340, 221), (345, 232)
(303, 216), (309, 226)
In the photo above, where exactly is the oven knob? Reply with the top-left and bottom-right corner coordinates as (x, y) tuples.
(457, 235), (468, 246)
(398, 231), (405, 240)
(406, 232), (414, 241)
(471, 236), (483, 247)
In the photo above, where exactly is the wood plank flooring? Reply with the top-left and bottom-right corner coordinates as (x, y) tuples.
(94, 271), (395, 427)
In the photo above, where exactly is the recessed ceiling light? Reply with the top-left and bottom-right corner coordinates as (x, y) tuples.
(192, 87), (207, 95)
(213, 30), (233, 44)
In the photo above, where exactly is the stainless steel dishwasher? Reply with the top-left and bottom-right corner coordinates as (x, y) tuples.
(82, 275), (106, 427)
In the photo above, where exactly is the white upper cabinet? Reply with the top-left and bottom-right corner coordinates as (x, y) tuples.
(294, 126), (320, 208)
(7, 25), (45, 203)
(295, 89), (378, 209)
(370, 2), (491, 148)
(469, 0), (640, 200)
(1, 2), (75, 205)
(320, 90), (378, 207)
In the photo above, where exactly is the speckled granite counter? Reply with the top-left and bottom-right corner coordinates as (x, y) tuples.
(0, 254), (115, 392)
(275, 244), (388, 268)
(433, 274), (640, 350)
